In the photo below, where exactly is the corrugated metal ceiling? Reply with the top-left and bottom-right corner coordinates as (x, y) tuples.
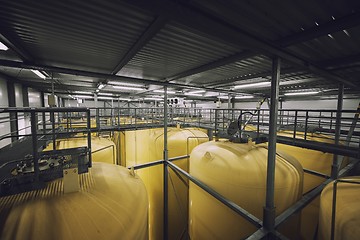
(0, 1), (154, 72)
(0, 0), (359, 100)
(118, 22), (241, 80)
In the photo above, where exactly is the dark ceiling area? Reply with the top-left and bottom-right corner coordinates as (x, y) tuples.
(0, 0), (360, 102)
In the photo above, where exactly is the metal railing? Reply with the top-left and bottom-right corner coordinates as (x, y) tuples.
(1, 106), (359, 239)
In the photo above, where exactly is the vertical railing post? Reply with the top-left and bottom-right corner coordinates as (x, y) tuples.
(331, 84), (344, 179)
(304, 111), (309, 140)
(30, 111), (39, 181)
(293, 111), (298, 143)
(50, 111), (56, 150)
(257, 109), (260, 140)
(263, 57), (281, 233)
(163, 86), (169, 240)
(87, 109), (92, 167)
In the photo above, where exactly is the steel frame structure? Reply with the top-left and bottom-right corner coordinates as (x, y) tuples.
(0, 90), (359, 239)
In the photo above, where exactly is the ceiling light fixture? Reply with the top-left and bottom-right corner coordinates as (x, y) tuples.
(236, 95), (254, 99)
(154, 90), (176, 94)
(234, 81), (270, 89)
(184, 93), (203, 97)
(0, 42), (8, 51)
(189, 89), (206, 94)
(98, 92), (113, 96)
(112, 85), (144, 91)
(74, 91), (92, 95)
(31, 70), (47, 79)
(108, 81), (144, 88)
(217, 95), (229, 99)
(98, 96), (115, 100)
(97, 83), (106, 90)
(144, 97), (163, 101)
(73, 95), (93, 99)
(284, 91), (319, 96)
(118, 97), (131, 101)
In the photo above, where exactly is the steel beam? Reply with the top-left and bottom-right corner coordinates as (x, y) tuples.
(317, 53), (360, 69)
(111, 16), (167, 75)
(0, 59), (249, 94)
(263, 57), (280, 233)
(0, 31), (34, 62)
(205, 68), (297, 88)
(166, 50), (254, 82)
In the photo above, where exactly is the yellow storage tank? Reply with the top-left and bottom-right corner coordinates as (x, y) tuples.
(318, 177), (360, 240)
(277, 131), (339, 193)
(112, 131), (126, 166)
(0, 162), (148, 240)
(276, 131), (348, 239)
(124, 127), (208, 240)
(59, 118), (97, 128)
(44, 136), (116, 165)
(189, 140), (303, 239)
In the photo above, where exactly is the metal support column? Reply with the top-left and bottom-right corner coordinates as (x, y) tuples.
(40, 92), (46, 133)
(331, 84), (344, 179)
(163, 86), (169, 240)
(263, 57), (281, 235)
(30, 111), (39, 181)
(87, 109), (92, 167)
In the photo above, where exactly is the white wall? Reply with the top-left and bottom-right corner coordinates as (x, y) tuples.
(28, 88), (42, 107)
(282, 99), (359, 110)
(14, 83), (29, 138)
(0, 78), (11, 148)
(196, 98), (359, 111)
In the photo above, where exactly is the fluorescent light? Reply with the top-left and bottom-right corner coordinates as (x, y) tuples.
(68, 94), (75, 99)
(144, 97), (163, 101)
(31, 70), (47, 79)
(98, 83), (105, 90)
(112, 85), (144, 91)
(118, 97), (131, 101)
(74, 91), (92, 95)
(73, 95), (93, 99)
(98, 96), (115, 100)
(284, 91), (319, 96)
(217, 96), (229, 99)
(108, 81), (144, 87)
(0, 42), (8, 51)
(236, 95), (254, 99)
(98, 92), (113, 96)
(234, 81), (270, 89)
(189, 89), (205, 94)
(154, 90), (176, 94)
(184, 93), (203, 97)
